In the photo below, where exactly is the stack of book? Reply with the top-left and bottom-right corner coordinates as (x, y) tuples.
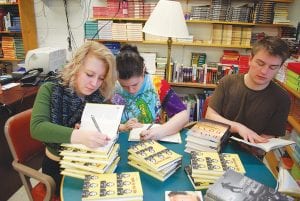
(205, 169), (294, 201)
(185, 151), (245, 190)
(185, 119), (231, 153)
(60, 103), (124, 179)
(82, 172), (143, 201)
(84, 21), (98, 39)
(285, 62), (300, 92)
(98, 20), (113, 40)
(127, 140), (182, 181)
(59, 143), (120, 179)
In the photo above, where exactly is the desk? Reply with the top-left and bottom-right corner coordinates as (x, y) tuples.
(0, 85), (39, 201)
(61, 132), (277, 201)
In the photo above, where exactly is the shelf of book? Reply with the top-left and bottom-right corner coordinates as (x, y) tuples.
(0, 31), (20, 34)
(0, 3), (18, 6)
(0, 58), (22, 61)
(94, 39), (252, 49)
(0, 0), (37, 61)
(94, 17), (292, 27)
(169, 82), (216, 89)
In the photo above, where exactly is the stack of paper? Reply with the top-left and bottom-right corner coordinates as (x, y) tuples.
(128, 140), (182, 181)
(128, 124), (182, 143)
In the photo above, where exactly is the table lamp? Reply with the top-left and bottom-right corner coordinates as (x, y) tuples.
(142, 0), (189, 82)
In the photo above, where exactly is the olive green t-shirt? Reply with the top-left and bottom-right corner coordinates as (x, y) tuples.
(209, 74), (290, 136)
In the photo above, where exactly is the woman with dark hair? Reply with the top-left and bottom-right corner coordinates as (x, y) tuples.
(112, 44), (189, 140)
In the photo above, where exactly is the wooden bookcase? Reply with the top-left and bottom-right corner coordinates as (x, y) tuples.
(90, 0), (294, 89)
(0, 0), (37, 61)
(265, 80), (300, 179)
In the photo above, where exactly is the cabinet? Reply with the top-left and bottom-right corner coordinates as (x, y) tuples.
(0, 0), (37, 62)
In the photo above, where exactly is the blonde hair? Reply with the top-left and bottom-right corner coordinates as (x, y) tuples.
(60, 41), (116, 100)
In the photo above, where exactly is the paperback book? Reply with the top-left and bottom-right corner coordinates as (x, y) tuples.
(185, 119), (231, 153)
(205, 169), (294, 201)
(128, 140), (182, 181)
(230, 136), (295, 152)
(190, 151), (245, 177)
(82, 172), (143, 201)
(129, 124), (182, 143)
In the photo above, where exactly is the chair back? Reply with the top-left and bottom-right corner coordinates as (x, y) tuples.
(5, 109), (56, 201)
(5, 109), (44, 163)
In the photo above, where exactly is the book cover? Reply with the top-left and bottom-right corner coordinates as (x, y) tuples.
(129, 124), (182, 143)
(190, 151), (245, 178)
(165, 191), (203, 201)
(205, 169), (294, 201)
(60, 143), (120, 159)
(184, 165), (214, 190)
(190, 151), (226, 176)
(278, 167), (300, 197)
(187, 119), (231, 144)
(82, 172), (143, 201)
(128, 140), (182, 171)
(128, 156), (181, 182)
(230, 136), (295, 152)
(80, 103), (124, 153)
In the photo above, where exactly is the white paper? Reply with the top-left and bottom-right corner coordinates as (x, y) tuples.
(129, 124), (182, 143)
(230, 136), (295, 152)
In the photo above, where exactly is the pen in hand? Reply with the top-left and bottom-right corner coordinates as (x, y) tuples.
(91, 115), (102, 133)
(140, 109), (161, 138)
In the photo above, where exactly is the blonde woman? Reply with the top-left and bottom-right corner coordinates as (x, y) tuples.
(30, 41), (116, 196)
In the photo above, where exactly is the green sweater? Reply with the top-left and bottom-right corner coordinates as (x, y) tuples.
(30, 82), (73, 156)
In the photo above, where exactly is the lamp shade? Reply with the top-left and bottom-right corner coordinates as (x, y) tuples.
(142, 0), (189, 38)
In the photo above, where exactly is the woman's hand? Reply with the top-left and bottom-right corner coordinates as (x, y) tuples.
(140, 126), (161, 141)
(70, 129), (111, 148)
(119, 118), (143, 132)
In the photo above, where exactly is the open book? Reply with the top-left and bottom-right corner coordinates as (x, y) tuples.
(128, 124), (182, 143)
(278, 167), (300, 197)
(230, 136), (295, 152)
(78, 103), (124, 152)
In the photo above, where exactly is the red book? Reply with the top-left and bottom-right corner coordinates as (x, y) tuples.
(287, 62), (300, 74)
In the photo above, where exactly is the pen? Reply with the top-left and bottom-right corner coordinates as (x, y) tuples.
(91, 115), (102, 133)
(140, 109), (161, 137)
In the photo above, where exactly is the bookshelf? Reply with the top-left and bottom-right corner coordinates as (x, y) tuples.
(265, 79), (300, 186)
(89, 0), (296, 89)
(0, 0), (37, 61)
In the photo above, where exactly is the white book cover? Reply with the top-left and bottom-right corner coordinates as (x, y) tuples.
(230, 136), (295, 152)
(128, 124), (182, 143)
(78, 103), (124, 152)
(278, 167), (300, 197)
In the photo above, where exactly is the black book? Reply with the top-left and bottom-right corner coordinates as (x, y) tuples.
(205, 169), (294, 201)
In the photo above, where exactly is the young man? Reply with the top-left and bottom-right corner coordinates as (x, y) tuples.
(206, 36), (291, 143)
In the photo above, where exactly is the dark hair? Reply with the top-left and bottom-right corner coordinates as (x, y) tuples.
(251, 36), (290, 65)
(116, 44), (144, 79)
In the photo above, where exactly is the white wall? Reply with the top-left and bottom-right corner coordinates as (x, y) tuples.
(33, 0), (300, 64)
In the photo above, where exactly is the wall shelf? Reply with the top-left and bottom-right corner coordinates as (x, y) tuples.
(169, 82), (216, 89)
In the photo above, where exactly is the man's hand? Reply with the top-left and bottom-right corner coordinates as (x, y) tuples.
(234, 122), (269, 143)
